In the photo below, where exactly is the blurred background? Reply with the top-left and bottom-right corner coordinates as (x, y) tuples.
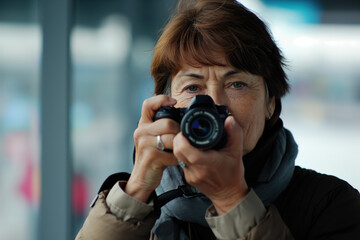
(0, 0), (359, 239)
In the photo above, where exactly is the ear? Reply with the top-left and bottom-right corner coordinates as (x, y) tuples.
(266, 96), (275, 119)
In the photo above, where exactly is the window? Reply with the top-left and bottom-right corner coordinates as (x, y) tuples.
(0, 1), (40, 239)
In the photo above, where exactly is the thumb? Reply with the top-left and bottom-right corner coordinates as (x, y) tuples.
(224, 116), (243, 154)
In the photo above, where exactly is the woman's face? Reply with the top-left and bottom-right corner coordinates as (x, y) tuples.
(171, 62), (275, 155)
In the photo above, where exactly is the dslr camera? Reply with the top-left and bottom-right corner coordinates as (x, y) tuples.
(154, 95), (229, 150)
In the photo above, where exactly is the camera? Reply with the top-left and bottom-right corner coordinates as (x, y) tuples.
(154, 95), (229, 150)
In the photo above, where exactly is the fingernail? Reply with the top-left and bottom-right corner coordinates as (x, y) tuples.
(231, 116), (236, 127)
(168, 97), (177, 104)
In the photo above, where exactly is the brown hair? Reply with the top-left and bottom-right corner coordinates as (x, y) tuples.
(151, 0), (289, 122)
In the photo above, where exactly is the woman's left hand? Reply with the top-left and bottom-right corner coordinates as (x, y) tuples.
(173, 116), (249, 215)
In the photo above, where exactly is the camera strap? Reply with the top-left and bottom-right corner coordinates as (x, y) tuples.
(157, 184), (203, 208)
(156, 165), (204, 208)
(133, 146), (203, 208)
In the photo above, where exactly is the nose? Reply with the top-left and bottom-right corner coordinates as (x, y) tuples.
(207, 88), (227, 106)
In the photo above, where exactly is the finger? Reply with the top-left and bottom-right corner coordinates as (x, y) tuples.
(173, 132), (203, 165)
(135, 132), (177, 153)
(134, 119), (180, 153)
(134, 135), (179, 166)
(155, 133), (178, 151)
(223, 116), (243, 155)
(156, 150), (179, 166)
(134, 118), (180, 142)
(139, 95), (177, 124)
(172, 133), (189, 164)
(151, 118), (180, 135)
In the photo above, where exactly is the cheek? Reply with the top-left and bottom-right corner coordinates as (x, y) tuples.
(172, 95), (192, 108)
(229, 102), (267, 154)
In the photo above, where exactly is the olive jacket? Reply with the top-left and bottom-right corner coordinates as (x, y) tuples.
(76, 166), (360, 240)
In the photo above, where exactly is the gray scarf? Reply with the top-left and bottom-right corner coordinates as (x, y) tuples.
(153, 128), (298, 239)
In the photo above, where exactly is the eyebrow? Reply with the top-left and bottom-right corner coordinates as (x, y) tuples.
(178, 70), (242, 79)
(223, 70), (242, 78)
(178, 73), (204, 79)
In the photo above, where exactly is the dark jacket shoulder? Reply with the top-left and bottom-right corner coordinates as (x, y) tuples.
(275, 166), (360, 240)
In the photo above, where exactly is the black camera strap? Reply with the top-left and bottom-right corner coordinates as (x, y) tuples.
(133, 146), (202, 208)
(157, 184), (203, 208)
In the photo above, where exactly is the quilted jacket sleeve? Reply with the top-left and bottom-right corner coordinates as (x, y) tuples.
(239, 205), (294, 240)
(75, 190), (157, 240)
(206, 189), (294, 240)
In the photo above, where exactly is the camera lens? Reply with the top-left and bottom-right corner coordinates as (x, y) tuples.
(181, 108), (223, 149)
(191, 118), (212, 138)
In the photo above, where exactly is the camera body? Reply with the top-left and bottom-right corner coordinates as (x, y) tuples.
(154, 95), (229, 150)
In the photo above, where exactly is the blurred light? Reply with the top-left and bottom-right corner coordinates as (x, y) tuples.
(271, 24), (360, 69)
(0, 23), (41, 68)
(293, 36), (319, 48)
(71, 14), (131, 66)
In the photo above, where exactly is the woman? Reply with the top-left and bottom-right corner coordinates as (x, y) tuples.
(76, 0), (360, 239)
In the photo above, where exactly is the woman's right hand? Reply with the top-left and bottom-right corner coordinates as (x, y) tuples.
(125, 95), (180, 202)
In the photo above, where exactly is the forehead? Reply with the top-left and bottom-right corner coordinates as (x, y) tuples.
(173, 56), (231, 76)
(174, 64), (237, 79)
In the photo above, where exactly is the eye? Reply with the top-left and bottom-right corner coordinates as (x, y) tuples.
(231, 81), (246, 89)
(185, 85), (199, 92)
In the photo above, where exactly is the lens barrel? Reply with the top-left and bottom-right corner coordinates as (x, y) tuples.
(153, 95), (228, 150)
(181, 108), (223, 150)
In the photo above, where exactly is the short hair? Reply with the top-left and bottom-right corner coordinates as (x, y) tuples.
(151, 0), (289, 122)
